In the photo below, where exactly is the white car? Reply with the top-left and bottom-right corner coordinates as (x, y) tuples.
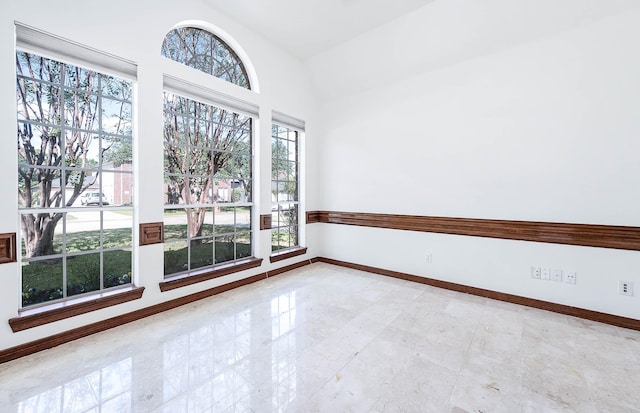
(80, 192), (109, 206)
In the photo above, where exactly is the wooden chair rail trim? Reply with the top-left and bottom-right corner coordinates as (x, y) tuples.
(159, 257), (263, 292)
(9, 286), (145, 332)
(306, 211), (640, 251)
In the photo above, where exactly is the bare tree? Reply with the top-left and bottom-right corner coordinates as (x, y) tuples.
(162, 26), (254, 242)
(163, 94), (251, 239)
(17, 51), (131, 258)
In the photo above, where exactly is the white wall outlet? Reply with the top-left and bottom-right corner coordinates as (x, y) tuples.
(619, 281), (634, 296)
(425, 253), (432, 264)
(565, 271), (577, 284)
(551, 269), (563, 282)
(541, 268), (550, 280)
(531, 266), (541, 279)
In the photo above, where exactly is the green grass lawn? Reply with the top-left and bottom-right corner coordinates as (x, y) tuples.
(22, 224), (252, 306)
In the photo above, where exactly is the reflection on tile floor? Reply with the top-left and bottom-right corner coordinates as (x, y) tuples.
(2, 262), (640, 412)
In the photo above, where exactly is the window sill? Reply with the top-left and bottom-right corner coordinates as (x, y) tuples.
(270, 246), (307, 263)
(159, 257), (264, 292)
(9, 286), (145, 332)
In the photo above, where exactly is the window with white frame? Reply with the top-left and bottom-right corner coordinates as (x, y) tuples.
(161, 26), (256, 278)
(162, 93), (253, 276)
(161, 26), (250, 89)
(271, 120), (301, 252)
(16, 25), (135, 307)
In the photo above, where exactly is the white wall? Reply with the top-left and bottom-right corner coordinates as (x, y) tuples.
(313, 4), (640, 318)
(0, 0), (318, 351)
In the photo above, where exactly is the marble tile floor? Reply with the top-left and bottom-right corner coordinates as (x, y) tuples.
(1, 262), (640, 412)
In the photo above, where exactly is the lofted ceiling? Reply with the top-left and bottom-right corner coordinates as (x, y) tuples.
(205, 0), (435, 60)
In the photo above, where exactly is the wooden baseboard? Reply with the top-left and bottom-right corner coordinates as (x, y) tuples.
(0, 259), (313, 364)
(3, 256), (637, 364)
(315, 257), (640, 331)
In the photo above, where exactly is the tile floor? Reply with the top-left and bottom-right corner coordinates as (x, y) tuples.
(1, 262), (640, 412)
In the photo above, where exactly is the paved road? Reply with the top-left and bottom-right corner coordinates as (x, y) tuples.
(59, 208), (247, 235)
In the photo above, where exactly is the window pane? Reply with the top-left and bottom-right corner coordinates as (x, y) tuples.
(21, 260), (63, 306)
(102, 98), (132, 136)
(104, 249), (132, 288)
(18, 166), (62, 209)
(64, 65), (100, 93)
(236, 207), (251, 232)
(215, 207), (235, 235)
(67, 252), (101, 297)
(101, 171), (133, 206)
(190, 238), (213, 270)
(102, 137), (133, 170)
(215, 234), (234, 264)
(66, 211), (101, 252)
(164, 241), (188, 276)
(161, 27), (251, 89)
(164, 209), (188, 240)
(165, 175), (188, 205)
(64, 89), (99, 131)
(101, 75), (131, 99)
(201, 208), (214, 237)
(103, 214), (132, 249)
(236, 232), (251, 259)
(20, 213), (64, 257)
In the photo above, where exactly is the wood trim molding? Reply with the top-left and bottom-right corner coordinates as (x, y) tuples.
(260, 214), (272, 230)
(159, 257), (263, 292)
(2, 255), (637, 365)
(267, 259), (313, 277)
(139, 222), (164, 246)
(306, 211), (640, 251)
(0, 233), (17, 264)
(0, 258), (314, 364)
(9, 286), (145, 332)
(270, 247), (307, 263)
(316, 257), (640, 331)
(306, 211), (325, 224)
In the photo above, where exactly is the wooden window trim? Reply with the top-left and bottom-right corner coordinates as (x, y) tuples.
(260, 214), (272, 230)
(140, 222), (164, 246)
(159, 257), (263, 292)
(9, 286), (145, 332)
(270, 246), (307, 263)
(0, 233), (17, 264)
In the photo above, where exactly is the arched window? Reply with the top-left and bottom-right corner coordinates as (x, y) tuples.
(162, 26), (250, 89)
(161, 24), (258, 280)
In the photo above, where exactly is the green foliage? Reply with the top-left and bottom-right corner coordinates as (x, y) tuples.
(163, 239), (251, 275)
(104, 139), (133, 167)
(21, 249), (132, 307)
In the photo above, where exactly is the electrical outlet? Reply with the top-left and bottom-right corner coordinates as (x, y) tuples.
(551, 269), (563, 282)
(619, 281), (634, 296)
(425, 253), (432, 264)
(531, 266), (541, 279)
(541, 268), (550, 280)
(565, 271), (577, 284)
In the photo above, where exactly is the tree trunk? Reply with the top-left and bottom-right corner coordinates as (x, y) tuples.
(188, 208), (207, 240)
(21, 212), (63, 258)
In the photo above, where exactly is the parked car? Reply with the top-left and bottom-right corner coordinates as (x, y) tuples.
(80, 192), (109, 206)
